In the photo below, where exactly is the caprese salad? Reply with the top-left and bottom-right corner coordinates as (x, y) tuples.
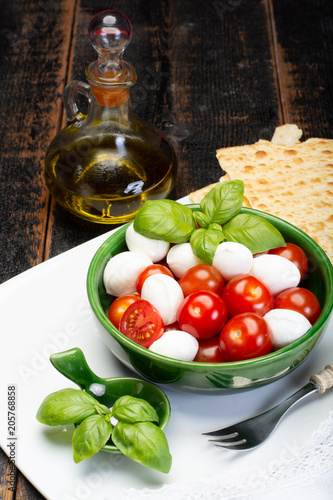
(103, 181), (321, 363)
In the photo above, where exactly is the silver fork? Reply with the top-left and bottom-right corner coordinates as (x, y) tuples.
(203, 364), (333, 450)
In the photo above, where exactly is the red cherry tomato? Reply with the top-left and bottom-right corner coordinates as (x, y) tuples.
(177, 291), (228, 340)
(194, 337), (225, 363)
(269, 243), (308, 281)
(275, 287), (321, 324)
(178, 264), (225, 297)
(219, 313), (273, 361)
(222, 275), (274, 317)
(119, 299), (164, 347)
(136, 264), (174, 294)
(108, 294), (141, 329)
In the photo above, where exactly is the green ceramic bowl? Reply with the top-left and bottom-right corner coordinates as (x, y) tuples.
(87, 207), (333, 393)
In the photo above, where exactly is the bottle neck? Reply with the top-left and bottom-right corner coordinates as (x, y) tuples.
(86, 91), (134, 127)
(90, 83), (131, 107)
(86, 60), (136, 107)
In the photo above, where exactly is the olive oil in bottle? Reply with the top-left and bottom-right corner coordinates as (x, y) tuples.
(44, 10), (177, 224)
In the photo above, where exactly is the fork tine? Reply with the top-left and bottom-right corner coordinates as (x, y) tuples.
(207, 430), (248, 448)
(204, 424), (258, 449)
(206, 431), (238, 439)
(211, 439), (249, 450)
(203, 426), (239, 437)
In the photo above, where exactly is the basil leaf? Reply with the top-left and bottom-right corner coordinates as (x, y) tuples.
(95, 403), (112, 417)
(36, 389), (98, 426)
(134, 200), (197, 243)
(208, 223), (223, 232)
(112, 421), (172, 473)
(223, 213), (286, 254)
(200, 180), (244, 224)
(190, 228), (225, 265)
(193, 211), (210, 228)
(112, 395), (159, 424)
(72, 414), (112, 463)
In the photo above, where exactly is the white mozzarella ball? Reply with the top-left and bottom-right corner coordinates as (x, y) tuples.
(103, 251), (152, 297)
(125, 223), (170, 262)
(166, 243), (203, 278)
(264, 309), (312, 350)
(141, 274), (184, 325)
(212, 242), (253, 281)
(149, 330), (199, 361)
(250, 254), (301, 295)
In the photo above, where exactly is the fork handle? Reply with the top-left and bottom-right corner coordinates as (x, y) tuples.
(310, 364), (333, 393)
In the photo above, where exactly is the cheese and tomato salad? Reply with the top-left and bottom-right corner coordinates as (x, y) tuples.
(103, 223), (321, 363)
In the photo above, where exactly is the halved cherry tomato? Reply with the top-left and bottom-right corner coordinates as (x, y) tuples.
(219, 312), (273, 361)
(222, 275), (274, 317)
(108, 293), (141, 329)
(194, 336), (225, 363)
(136, 264), (174, 294)
(119, 299), (164, 347)
(269, 243), (308, 281)
(177, 291), (228, 340)
(274, 287), (321, 324)
(178, 264), (225, 297)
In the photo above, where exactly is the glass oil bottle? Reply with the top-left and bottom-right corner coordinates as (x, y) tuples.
(44, 10), (177, 224)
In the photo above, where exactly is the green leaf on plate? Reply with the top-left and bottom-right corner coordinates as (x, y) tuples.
(72, 414), (112, 463)
(112, 421), (172, 473)
(112, 395), (159, 424)
(36, 388), (98, 426)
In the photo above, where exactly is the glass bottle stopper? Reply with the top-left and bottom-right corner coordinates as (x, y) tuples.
(86, 10), (137, 107)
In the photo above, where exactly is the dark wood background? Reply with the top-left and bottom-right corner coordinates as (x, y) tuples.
(0, 0), (332, 498)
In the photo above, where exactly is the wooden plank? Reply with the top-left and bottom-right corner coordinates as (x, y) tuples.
(0, 449), (16, 500)
(0, 0), (77, 283)
(270, 0), (333, 138)
(0, 1), (77, 499)
(159, 0), (280, 196)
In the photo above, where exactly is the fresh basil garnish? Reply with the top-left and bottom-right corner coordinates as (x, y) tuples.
(133, 179), (285, 264)
(190, 228), (225, 265)
(36, 388), (99, 426)
(112, 395), (159, 424)
(36, 389), (172, 473)
(200, 180), (244, 224)
(112, 421), (172, 473)
(134, 199), (197, 243)
(223, 213), (286, 254)
(192, 211), (211, 228)
(73, 414), (113, 463)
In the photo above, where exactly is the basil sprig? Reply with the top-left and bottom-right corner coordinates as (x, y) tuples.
(134, 199), (197, 243)
(200, 179), (244, 224)
(223, 213), (286, 255)
(36, 388), (172, 473)
(134, 180), (285, 263)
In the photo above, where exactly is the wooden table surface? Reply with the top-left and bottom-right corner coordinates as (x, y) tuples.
(0, 0), (332, 498)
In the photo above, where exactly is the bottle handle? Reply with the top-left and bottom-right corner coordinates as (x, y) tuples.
(63, 80), (90, 122)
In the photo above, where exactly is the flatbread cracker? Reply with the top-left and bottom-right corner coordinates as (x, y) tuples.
(189, 182), (220, 204)
(271, 124), (303, 145)
(215, 134), (333, 262)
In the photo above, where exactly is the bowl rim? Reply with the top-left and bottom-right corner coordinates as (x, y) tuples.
(87, 205), (333, 369)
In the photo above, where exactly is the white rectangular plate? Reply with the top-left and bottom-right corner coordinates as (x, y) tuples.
(0, 198), (332, 500)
